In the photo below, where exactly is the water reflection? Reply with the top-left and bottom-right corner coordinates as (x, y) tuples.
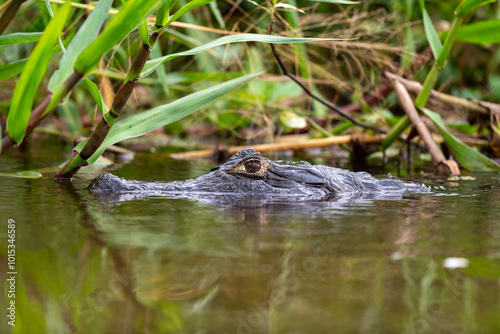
(0, 155), (499, 333)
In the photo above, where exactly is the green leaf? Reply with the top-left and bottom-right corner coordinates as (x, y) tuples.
(82, 78), (109, 116)
(422, 8), (442, 60)
(138, 20), (150, 45)
(165, 0), (215, 27)
(0, 171), (43, 179)
(422, 108), (500, 171)
(5, 1), (71, 144)
(0, 32), (43, 45)
(48, 0), (113, 92)
(155, 2), (169, 27)
(142, 34), (343, 77)
(456, 19), (500, 45)
(455, 0), (496, 18)
(82, 72), (261, 164)
(74, 0), (164, 76)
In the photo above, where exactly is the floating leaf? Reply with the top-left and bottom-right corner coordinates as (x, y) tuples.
(0, 171), (43, 179)
(422, 108), (500, 171)
(142, 34), (342, 77)
(0, 32), (42, 45)
(456, 19), (500, 45)
(77, 72), (262, 164)
(5, 1), (71, 144)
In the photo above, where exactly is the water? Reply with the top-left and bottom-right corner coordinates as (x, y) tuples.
(1, 146), (500, 333)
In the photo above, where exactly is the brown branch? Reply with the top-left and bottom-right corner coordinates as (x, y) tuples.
(392, 78), (460, 176)
(0, 0), (25, 35)
(267, 19), (386, 134)
(385, 71), (490, 115)
(55, 35), (158, 178)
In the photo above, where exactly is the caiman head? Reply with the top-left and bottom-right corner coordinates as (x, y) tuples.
(88, 148), (406, 197)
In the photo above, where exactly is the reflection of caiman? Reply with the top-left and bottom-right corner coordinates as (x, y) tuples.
(88, 148), (428, 200)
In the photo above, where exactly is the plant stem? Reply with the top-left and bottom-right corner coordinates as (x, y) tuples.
(380, 15), (464, 150)
(0, 0), (24, 35)
(55, 33), (160, 178)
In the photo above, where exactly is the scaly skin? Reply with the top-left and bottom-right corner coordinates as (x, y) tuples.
(88, 148), (429, 200)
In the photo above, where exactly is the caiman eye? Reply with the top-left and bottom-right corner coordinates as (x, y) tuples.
(243, 161), (261, 173)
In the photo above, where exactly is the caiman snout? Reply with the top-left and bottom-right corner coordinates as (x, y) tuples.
(269, 164), (326, 186)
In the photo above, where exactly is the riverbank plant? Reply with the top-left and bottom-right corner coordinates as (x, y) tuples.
(1, 0), (500, 176)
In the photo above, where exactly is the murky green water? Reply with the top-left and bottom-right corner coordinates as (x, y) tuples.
(1, 145), (500, 333)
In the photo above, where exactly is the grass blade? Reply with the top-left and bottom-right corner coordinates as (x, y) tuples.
(422, 8), (442, 61)
(48, 0), (113, 92)
(81, 72), (261, 164)
(422, 108), (500, 171)
(165, 0), (215, 27)
(142, 34), (342, 77)
(5, 1), (70, 144)
(455, 0), (496, 17)
(0, 32), (42, 45)
(74, 0), (165, 76)
(82, 78), (109, 116)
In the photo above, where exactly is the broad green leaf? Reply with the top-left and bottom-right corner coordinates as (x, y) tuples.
(422, 8), (442, 60)
(165, 0), (215, 27)
(138, 20), (150, 45)
(455, 0), (496, 17)
(456, 19), (500, 45)
(48, 0), (113, 92)
(309, 0), (358, 3)
(142, 34), (342, 77)
(82, 72), (261, 164)
(82, 78), (109, 116)
(155, 2), (169, 27)
(0, 32), (42, 45)
(422, 108), (500, 171)
(74, 0), (164, 76)
(5, 1), (71, 144)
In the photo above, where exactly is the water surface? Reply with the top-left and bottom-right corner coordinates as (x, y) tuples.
(1, 147), (499, 333)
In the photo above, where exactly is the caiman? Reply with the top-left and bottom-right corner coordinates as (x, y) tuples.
(88, 148), (428, 201)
